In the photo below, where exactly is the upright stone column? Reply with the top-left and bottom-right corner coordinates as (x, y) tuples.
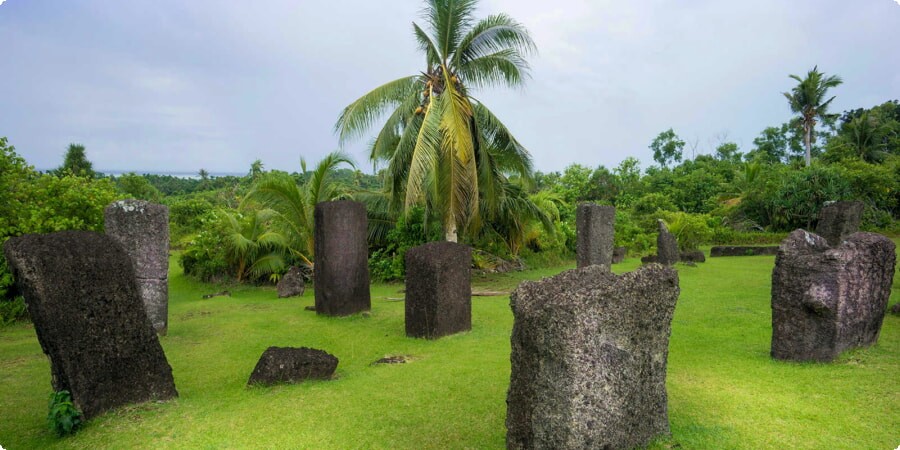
(507, 264), (679, 449)
(815, 200), (864, 246)
(3, 231), (178, 420)
(656, 219), (679, 266)
(405, 241), (472, 339)
(771, 230), (895, 362)
(314, 200), (371, 316)
(576, 203), (615, 268)
(104, 199), (169, 334)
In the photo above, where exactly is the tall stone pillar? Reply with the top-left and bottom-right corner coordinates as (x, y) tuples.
(105, 199), (169, 334)
(314, 200), (371, 316)
(576, 203), (615, 268)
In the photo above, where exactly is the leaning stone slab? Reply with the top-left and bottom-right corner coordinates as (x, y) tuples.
(657, 220), (679, 266)
(576, 203), (615, 268)
(405, 241), (472, 339)
(815, 200), (864, 247)
(2, 231), (177, 420)
(105, 199), (169, 334)
(710, 246), (779, 257)
(771, 230), (896, 362)
(313, 200), (371, 316)
(248, 347), (338, 386)
(277, 266), (306, 298)
(507, 264), (679, 449)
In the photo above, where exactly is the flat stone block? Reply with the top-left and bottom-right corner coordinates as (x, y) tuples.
(313, 200), (371, 316)
(405, 241), (472, 339)
(576, 203), (615, 268)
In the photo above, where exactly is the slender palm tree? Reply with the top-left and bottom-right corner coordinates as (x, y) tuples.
(335, 0), (536, 242)
(783, 66), (843, 166)
(241, 151), (355, 265)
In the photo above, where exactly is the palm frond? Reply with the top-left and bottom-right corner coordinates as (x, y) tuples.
(335, 76), (421, 145)
(454, 14), (535, 67)
(423, 0), (477, 60)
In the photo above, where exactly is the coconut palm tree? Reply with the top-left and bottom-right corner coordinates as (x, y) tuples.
(220, 209), (289, 282)
(335, 0), (536, 242)
(783, 66), (843, 166)
(241, 151), (355, 265)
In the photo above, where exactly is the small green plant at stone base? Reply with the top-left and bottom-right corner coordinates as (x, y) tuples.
(47, 390), (82, 437)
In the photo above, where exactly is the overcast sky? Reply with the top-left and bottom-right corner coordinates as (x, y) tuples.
(1, 0), (899, 175)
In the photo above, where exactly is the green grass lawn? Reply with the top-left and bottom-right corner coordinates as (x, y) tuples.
(1, 253), (898, 449)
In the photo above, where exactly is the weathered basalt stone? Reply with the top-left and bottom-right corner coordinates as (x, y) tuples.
(104, 199), (169, 334)
(710, 246), (779, 257)
(576, 204), (616, 268)
(248, 347), (338, 386)
(2, 231), (177, 420)
(612, 246), (626, 264)
(657, 220), (679, 266)
(679, 250), (706, 263)
(507, 264), (679, 449)
(816, 200), (864, 247)
(771, 230), (896, 362)
(890, 303), (900, 316)
(277, 266), (306, 298)
(405, 241), (472, 339)
(640, 254), (658, 264)
(313, 200), (371, 316)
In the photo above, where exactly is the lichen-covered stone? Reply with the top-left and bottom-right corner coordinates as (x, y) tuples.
(137, 278), (168, 334)
(104, 199), (169, 334)
(2, 231), (177, 420)
(576, 203), (615, 268)
(248, 347), (338, 386)
(405, 241), (471, 339)
(657, 220), (679, 266)
(771, 230), (896, 362)
(104, 200), (169, 280)
(277, 266), (306, 298)
(815, 200), (864, 246)
(710, 246), (779, 257)
(507, 264), (679, 449)
(313, 200), (371, 316)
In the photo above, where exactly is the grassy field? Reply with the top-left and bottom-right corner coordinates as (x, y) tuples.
(0, 252), (898, 449)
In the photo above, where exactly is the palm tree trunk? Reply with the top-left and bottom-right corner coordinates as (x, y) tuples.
(445, 220), (458, 243)
(804, 123), (812, 167)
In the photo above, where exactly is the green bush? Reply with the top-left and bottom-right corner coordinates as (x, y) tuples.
(660, 211), (713, 251)
(47, 390), (82, 437)
(0, 296), (27, 326)
(368, 208), (431, 282)
(180, 211), (231, 282)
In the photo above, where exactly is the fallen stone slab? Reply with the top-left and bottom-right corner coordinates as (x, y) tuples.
(248, 347), (338, 386)
(710, 246), (779, 257)
(3, 231), (177, 420)
(507, 264), (679, 449)
(679, 250), (706, 263)
(771, 230), (896, 362)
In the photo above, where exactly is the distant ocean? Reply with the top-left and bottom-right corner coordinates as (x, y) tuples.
(96, 170), (245, 179)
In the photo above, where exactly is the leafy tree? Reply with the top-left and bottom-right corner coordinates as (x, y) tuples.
(650, 129), (684, 168)
(242, 151), (355, 265)
(114, 173), (162, 202)
(56, 143), (96, 178)
(335, 0), (537, 242)
(783, 66), (843, 166)
(714, 142), (742, 163)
